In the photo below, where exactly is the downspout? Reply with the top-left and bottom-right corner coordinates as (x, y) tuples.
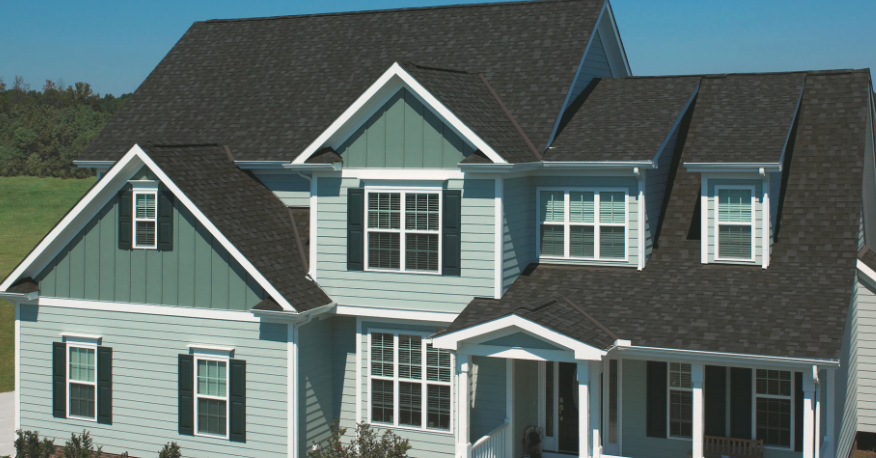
(813, 366), (821, 458)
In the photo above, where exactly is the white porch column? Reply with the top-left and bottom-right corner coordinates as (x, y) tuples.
(692, 363), (704, 458)
(578, 361), (590, 458)
(803, 368), (817, 458)
(506, 359), (514, 458)
(590, 361), (602, 458)
(457, 353), (472, 458)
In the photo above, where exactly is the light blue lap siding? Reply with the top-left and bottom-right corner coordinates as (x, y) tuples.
(298, 315), (335, 456)
(255, 171), (312, 207)
(37, 173), (265, 309)
(19, 305), (287, 458)
(503, 176), (536, 292)
(315, 177), (495, 312)
(470, 356), (507, 441)
(569, 30), (613, 104)
(644, 127), (680, 262)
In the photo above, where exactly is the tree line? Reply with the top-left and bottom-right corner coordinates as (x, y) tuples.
(0, 76), (131, 178)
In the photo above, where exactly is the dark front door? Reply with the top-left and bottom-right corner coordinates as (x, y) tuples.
(558, 362), (579, 454)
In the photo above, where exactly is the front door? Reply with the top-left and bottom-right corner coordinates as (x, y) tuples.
(557, 362), (579, 454)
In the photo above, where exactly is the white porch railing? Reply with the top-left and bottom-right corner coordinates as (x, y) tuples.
(471, 421), (511, 458)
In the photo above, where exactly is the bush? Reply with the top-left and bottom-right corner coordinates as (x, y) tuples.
(309, 421), (411, 458)
(13, 429), (54, 458)
(158, 442), (181, 458)
(63, 430), (102, 458)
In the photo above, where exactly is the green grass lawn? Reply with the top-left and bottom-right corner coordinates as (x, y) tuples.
(0, 176), (94, 392)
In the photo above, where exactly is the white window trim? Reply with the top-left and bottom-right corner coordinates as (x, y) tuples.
(193, 353), (231, 440)
(714, 185), (756, 262)
(66, 341), (98, 422)
(132, 181), (159, 250)
(667, 362), (693, 440)
(535, 187), (630, 262)
(366, 329), (455, 434)
(364, 187), (443, 275)
(753, 369), (795, 450)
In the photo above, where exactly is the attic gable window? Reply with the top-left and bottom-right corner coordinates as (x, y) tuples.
(537, 188), (628, 261)
(715, 187), (755, 261)
(132, 184), (158, 250)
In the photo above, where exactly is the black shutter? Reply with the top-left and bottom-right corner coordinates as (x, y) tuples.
(646, 361), (667, 438)
(178, 354), (194, 436)
(730, 368), (752, 439)
(704, 366), (727, 437)
(442, 190), (462, 276)
(97, 347), (113, 425)
(795, 372), (803, 451)
(347, 188), (365, 271)
(53, 342), (66, 418)
(229, 359), (247, 443)
(118, 188), (133, 250)
(157, 189), (174, 251)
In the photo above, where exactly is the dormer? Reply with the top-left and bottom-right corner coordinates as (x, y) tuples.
(682, 73), (806, 269)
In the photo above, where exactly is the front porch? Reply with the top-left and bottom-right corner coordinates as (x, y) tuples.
(431, 316), (836, 458)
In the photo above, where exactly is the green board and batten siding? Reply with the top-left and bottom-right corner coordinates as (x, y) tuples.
(37, 183), (265, 309)
(337, 88), (476, 168)
(316, 177), (495, 312)
(18, 305), (288, 458)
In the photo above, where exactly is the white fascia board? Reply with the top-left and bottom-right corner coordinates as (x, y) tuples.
(541, 160), (654, 170)
(73, 160), (116, 169)
(652, 83), (700, 166)
(683, 162), (782, 174)
(334, 304), (458, 323)
(39, 297), (263, 322)
(614, 345), (840, 370)
(429, 314), (606, 361)
(339, 168), (466, 181)
(0, 146), (145, 292)
(0, 291), (38, 302)
(234, 161), (292, 170)
(292, 62), (507, 165)
(858, 259), (876, 285)
(134, 146), (297, 311)
(458, 161), (654, 175)
(283, 162), (342, 172)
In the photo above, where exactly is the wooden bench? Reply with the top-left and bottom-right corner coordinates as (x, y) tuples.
(703, 436), (765, 458)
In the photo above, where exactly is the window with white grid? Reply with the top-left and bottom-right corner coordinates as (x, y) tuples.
(537, 188), (628, 261)
(668, 362), (692, 438)
(133, 189), (158, 249)
(715, 186), (755, 261)
(369, 331), (453, 431)
(366, 190), (441, 273)
(755, 369), (792, 448)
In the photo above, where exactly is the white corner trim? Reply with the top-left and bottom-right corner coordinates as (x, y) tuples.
(334, 305), (458, 323)
(14, 302), (21, 431)
(186, 344), (235, 355)
(700, 177), (708, 264)
(762, 174), (771, 269)
(495, 177), (504, 298)
(430, 314), (606, 361)
(39, 297), (263, 322)
(858, 259), (876, 284)
(60, 332), (103, 344)
(288, 323), (299, 458)
(292, 62), (507, 165)
(637, 171), (646, 271)
(355, 317), (363, 425)
(310, 175), (318, 280)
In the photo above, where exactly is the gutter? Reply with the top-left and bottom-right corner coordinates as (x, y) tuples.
(251, 301), (337, 322)
(282, 162), (342, 172)
(73, 160), (115, 169)
(613, 344), (840, 369)
(0, 291), (38, 302)
(683, 162), (782, 174)
(234, 161), (290, 170)
(459, 160), (654, 174)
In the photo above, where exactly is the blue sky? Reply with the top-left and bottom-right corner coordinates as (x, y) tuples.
(2, 0), (874, 96)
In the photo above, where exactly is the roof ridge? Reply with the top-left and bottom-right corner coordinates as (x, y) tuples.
(404, 62), (474, 75)
(202, 0), (591, 24)
(623, 69), (865, 81)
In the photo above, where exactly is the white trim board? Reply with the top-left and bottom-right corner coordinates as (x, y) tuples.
(0, 144), (298, 312)
(292, 62), (507, 165)
(38, 297), (263, 322)
(334, 305), (458, 323)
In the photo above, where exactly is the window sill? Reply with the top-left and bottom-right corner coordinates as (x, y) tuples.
(364, 268), (442, 276)
(67, 415), (97, 423)
(538, 256), (630, 263)
(194, 432), (230, 440)
(713, 257), (757, 263)
(370, 422), (453, 435)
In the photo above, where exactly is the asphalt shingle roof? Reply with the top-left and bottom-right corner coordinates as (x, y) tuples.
(141, 142), (331, 311)
(546, 76), (700, 162)
(82, 0), (603, 162)
(446, 70), (873, 360)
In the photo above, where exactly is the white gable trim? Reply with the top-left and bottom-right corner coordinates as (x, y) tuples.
(429, 314), (606, 361)
(1, 144), (297, 312)
(291, 62), (507, 165)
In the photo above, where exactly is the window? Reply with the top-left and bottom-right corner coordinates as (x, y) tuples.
(538, 189), (628, 261)
(133, 188), (158, 249)
(668, 362), (692, 438)
(715, 187), (754, 261)
(755, 370), (792, 448)
(369, 331), (453, 431)
(195, 357), (229, 438)
(366, 190), (441, 273)
(67, 345), (97, 420)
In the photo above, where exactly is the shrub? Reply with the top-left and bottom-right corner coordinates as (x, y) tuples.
(13, 429), (54, 458)
(158, 442), (181, 458)
(63, 430), (103, 458)
(309, 421), (411, 458)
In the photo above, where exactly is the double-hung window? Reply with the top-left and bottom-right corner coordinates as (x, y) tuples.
(366, 190), (441, 273)
(132, 183), (158, 249)
(715, 187), (755, 261)
(755, 369), (792, 448)
(538, 188), (627, 260)
(369, 331), (453, 431)
(668, 362), (692, 438)
(67, 345), (97, 420)
(195, 357), (229, 438)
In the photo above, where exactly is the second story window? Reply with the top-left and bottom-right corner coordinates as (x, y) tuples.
(133, 187), (158, 249)
(366, 190), (441, 273)
(715, 187), (754, 261)
(538, 188), (628, 261)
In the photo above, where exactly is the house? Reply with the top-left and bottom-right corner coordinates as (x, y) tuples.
(2, 1), (875, 458)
